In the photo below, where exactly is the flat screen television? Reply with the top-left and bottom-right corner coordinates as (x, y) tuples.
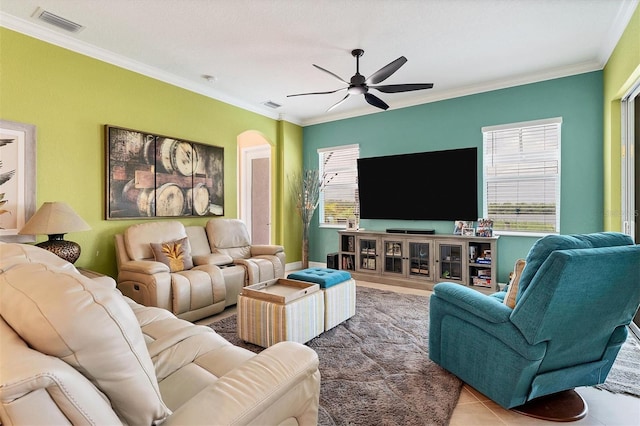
(357, 147), (478, 221)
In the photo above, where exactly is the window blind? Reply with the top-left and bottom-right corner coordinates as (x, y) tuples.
(482, 118), (561, 234)
(318, 144), (359, 225)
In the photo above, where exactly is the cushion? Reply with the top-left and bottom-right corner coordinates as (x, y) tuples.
(0, 242), (78, 273)
(151, 237), (194, 272)
(124, 220), (187, 261)
(518, 232), (634, 296)
(0, 262), (171, 425)
(288, 268), (352, 289)
(503, 258), (526, 309)
(206, 219), (252, 259)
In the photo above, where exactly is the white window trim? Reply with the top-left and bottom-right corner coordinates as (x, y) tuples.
(318, 144), (359, 227)
(482, 117), (562, 237)
(481, 117), (563, 133)
(621, 81), (639, 239)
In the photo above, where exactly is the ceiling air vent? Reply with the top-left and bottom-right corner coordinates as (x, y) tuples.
(262, 100), (282, 109)
(33, 8), (84, 33)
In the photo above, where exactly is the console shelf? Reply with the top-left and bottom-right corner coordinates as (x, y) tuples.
(338, 230), (499, 293)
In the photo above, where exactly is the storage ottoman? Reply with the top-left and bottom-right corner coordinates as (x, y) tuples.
(237, 278), (324, 347)
(287, 268), (356, 331)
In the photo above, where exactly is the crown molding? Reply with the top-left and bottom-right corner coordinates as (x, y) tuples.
(596, 0), (639, 65)
(2, 0), (636, 129)
(301, 60), (603, 126)
(0, 12), (292, 123)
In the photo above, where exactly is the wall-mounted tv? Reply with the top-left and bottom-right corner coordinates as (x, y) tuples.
(357, 147), (478, 221)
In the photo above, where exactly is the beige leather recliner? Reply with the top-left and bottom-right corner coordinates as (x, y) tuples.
(115, 221), (234, 322)
(0, 243), (321, 425)
(206, 218), (285, 284)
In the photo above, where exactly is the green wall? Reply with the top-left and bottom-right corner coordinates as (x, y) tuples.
(0, 28), (303, 277)
(603, 4), (640, 230)
(303, 72), (604, 282)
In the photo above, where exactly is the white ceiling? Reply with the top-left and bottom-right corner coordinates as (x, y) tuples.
(0, 0), (637, 126)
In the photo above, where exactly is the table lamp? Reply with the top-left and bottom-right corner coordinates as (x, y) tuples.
(18, 202), (91, 264)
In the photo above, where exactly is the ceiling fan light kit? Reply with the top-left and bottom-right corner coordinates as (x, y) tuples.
(287, 49), (434, 112)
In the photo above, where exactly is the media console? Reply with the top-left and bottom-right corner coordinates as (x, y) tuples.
(338, 230), (498, 294)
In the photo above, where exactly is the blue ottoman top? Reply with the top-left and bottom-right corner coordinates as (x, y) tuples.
(288, 268), (352, 289)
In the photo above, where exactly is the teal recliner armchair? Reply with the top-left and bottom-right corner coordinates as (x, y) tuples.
(429, 232), (640, 417)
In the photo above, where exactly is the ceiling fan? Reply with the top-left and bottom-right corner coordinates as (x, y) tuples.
(287, 49), (434, 112)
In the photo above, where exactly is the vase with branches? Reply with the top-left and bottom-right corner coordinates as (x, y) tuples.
(289, 169), (325, 269)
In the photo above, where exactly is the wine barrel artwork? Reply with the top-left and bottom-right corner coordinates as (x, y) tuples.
(187, 183), (210, 216)
(106, 125), (224, 219)
(156, 138), (200, 176)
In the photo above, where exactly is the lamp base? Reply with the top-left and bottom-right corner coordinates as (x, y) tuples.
(36, 237), (81, 264)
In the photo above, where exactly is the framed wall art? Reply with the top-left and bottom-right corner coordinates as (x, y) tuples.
(0, 119), (36, 242)
(106, 125), (224, 220)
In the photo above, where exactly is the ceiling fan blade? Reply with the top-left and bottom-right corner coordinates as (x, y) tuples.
(287, 87), (346, 97)
(371, 83), (434, 93)
(313, 64), (349, 85)
(327, 94), (350, 112)
(364, 93), (389, 110)
(366, 56), (407, 85)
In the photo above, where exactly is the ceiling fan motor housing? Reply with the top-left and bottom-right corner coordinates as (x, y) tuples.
(349, 73), (367, 94)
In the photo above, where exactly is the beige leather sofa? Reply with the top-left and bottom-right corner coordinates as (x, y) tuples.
(115, 219), (285, 321)
(0, 243), (320, 425)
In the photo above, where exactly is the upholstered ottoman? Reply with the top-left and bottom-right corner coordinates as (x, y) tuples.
(237, 278), (324, 348)
(287, 268), (356, 331)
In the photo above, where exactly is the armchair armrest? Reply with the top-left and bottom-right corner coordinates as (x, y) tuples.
(163, 341), (320, 425)
(431, 282), (546, 361)
(0, 320), (121, 424)
(250, 244), (284, 256)
(433, 282), (512, 324)
(192, 253), (233, 266)
(119, 259), (169, 275)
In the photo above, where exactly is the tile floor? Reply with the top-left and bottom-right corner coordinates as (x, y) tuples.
(201, 279), (640, 426)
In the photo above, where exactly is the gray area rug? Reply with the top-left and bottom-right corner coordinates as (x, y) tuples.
(209, 286), (463, 426)
(594, 331), (640, 398)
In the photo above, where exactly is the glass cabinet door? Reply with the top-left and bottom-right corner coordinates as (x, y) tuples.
(383, 239), (404, 275)
(357, 238), (378, 272)
(438, 243), (463, 282)
(408, 241), (431, 279)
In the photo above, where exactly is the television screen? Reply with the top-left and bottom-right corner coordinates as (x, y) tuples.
(357, 147), (478, 221)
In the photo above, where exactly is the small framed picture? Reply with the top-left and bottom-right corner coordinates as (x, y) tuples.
(462, 227), (476, 236)
(346, 217), (358, 230)
(477, 228), (493, 237)
(454, 220), (473, 235)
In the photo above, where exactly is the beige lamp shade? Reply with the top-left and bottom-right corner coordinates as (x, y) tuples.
(19, 202), (91, 236)
(19, 202), (91, 264)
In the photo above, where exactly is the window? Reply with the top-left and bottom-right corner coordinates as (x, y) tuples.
(318, 144), (359, 226)
(482, 118), (561, 235)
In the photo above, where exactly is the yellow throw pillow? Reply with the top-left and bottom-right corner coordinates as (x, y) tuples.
(504, 258), (526, 309)
(150, 237), (193, 272)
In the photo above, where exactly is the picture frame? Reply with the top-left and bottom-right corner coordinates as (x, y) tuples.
(462, 227), (476, 236)
(0, 119), (36, 242)
(453, 220), (473, 235)
(346, 216), (358, 230)
(106, 125), (224, 220)
(476, 217), (494, 237)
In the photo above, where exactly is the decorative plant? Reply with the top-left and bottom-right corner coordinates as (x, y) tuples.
(289, 169), (323, 269)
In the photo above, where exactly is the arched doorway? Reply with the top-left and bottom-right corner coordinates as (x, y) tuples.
(238, 131), (272, 244)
